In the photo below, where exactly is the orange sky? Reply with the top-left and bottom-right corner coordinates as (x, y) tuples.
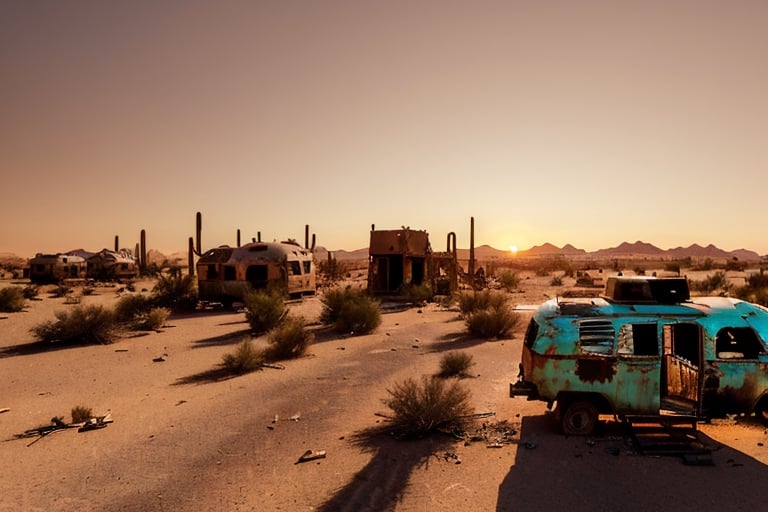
(2, 0), (767, 258)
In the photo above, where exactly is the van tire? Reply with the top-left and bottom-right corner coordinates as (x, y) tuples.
(561, 400), (598, 436)
(756, 400), (768, 426)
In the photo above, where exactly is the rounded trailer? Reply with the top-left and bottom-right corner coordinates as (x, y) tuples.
(196, 241), (316, 306)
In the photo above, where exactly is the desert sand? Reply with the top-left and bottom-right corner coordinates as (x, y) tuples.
(2, 272), (768, 512)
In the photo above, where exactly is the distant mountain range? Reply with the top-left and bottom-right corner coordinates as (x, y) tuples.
(315, 241), (763, 262)
(1, 241), (762, 266)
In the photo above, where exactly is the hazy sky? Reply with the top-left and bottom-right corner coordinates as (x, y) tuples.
(2, 0), (767, 258)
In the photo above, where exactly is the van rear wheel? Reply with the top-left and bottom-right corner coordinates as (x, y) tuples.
(561, 400), (598, 436)
(756, 401), (768, 426)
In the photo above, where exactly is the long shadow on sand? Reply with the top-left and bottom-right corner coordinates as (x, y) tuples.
(316, 426), (455, 512)
(496, 414), (768, 512)
(190, 328), (254, 348)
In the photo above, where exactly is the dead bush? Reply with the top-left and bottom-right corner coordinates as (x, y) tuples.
(263, 316), (314, 361)
(243, 289), (286, 334)
(222, 338), (266, 374)
(457, 290), (507, 316)
(31, 304), (117, 345)
(321, 287), (381, 334)
(143, 307), (171, 330)
(438, 351), (475, 378)
(0, 286), (25, 312)
(114, 294), (154, 322)
(384, 375), (473, 436)
(465, 302), (519, 339)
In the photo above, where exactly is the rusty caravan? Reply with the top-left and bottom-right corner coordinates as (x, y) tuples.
(196, 240), (316, 305)
(366, 227), (459, 297)
(511, 276), (768, 435)
(28, 253), (88, 284)
(85, 249), (139, 281)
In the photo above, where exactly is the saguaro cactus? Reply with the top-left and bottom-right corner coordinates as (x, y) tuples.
(114, 235), (119, 252)
(140, 229), (147, 270)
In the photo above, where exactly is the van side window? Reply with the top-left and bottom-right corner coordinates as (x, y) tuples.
(206, 264), (218, 279)
(524, 319), (539, 348)
(289, 261), (301, 275)
(715, 327), (765, 359)
(303, 261), (311, 274)
(618, 323), (658, 355)
(579, 320), (615, 354)
(224, 266), (236, 280)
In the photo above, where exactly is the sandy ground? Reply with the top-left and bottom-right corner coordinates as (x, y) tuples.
(1, 273), (768, 511)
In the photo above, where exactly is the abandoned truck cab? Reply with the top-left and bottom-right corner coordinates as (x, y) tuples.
(197, 240), (316, 305)
(511, 276), (768, 435)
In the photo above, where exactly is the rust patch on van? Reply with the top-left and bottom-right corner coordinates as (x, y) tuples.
(576, 358), (616, 383)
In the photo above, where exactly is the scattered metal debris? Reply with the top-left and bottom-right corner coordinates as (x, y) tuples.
(296, 449), (326, 464)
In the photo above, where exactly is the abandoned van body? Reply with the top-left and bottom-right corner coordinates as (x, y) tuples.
(28, 253), (87, 283)
(86, 249), (139, 281)
(197, 241), (316, 304)
(511, 276), (768, 435)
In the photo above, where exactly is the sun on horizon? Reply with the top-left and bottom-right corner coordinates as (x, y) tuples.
(509, 244), (518, 255)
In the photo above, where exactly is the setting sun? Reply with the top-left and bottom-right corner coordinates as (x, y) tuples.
(509, 245), (518, 254)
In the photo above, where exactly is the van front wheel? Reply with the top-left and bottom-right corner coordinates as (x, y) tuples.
(561, 400), (598, 436)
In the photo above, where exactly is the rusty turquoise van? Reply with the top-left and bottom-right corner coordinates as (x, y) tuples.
(511, 276), (768, 435)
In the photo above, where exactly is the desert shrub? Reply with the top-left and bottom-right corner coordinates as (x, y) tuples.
(22, 285), (40, 299)
(82, 286), (95, 296)
(465, 302), (519, 339)
(457, 290), (507, 316)
(690, 271), (732, 295)
(143, 307), (171, 330)
(497, 271), (520, 292)
(633, 266), (646, 276)
(725, 259), (747, 272)
(222, 338), (265, 374)
(31, 304), (116, 344)
(335, 295), (381, 334)
(114, 293), (154, 322)
(243, 289), (286, 334)
(384, 375), (473, 436)
(734, 271), (768, 306)
(71, 405), (93, 423)
(263, 316), (314, 360)
(152, 274), (198, 310)
(664, 262), (681, 275)
(50, 284), (71, 298)
(321, 287), (381, 334)
(550, 275), (563, 286)
(695, 258), (716, 271)
(0, 286), (25, 312)
(400, 282), (432, 303)
(438, 351), (475, 378)
(317, 257), (352, 285)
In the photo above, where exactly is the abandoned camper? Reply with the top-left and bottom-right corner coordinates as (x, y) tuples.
(28, 253), (87, 283)
(197, 240), (316, 305)
(86, 249), (140, 281)
(511, 276), (768, 435)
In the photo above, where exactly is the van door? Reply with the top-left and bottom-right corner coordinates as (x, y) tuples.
(702, 327), (768, 416)
(614, 322), (661, 414)
(661, 323), (702, 414)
